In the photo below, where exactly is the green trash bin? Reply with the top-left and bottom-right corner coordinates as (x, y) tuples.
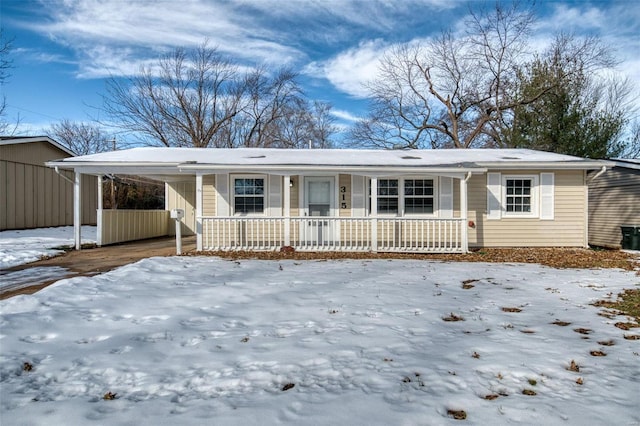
(620, 225), (640, 250)
(632, 227), (640, 251)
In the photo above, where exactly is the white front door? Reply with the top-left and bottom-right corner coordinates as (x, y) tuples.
(304, 177), (335, 245)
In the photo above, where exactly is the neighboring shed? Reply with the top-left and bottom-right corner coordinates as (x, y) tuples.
(0, 136), (98, 230)
(588, 159), (640, 249)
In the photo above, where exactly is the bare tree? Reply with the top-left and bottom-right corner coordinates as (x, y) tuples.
(350, 2), (616, 149)
(0, 28), (16, 134)
(103, 42), (244, 147)
(103, 42), (335, 148)
(266, 99), (337, 148)
(48, 119), (113, 155)
(621, 120), (640, 159)
(220, 67), (304, 147)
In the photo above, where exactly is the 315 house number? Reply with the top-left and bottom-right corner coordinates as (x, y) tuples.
(340, 186), (348, 209)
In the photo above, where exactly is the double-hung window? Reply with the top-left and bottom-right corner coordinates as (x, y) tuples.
(233, 177), (265, 214)
(404, 179), (434, 214)
(370, 178), (436, 215)
(377, 179), (399, 214)
(502, 175), (538, 217)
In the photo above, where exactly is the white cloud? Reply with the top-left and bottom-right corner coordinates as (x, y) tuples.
(24, 0), (303, 78)
(330, 108), (361, 123)
(538, 4), (607, 32)
(305, 39), (391, 99)
(534, 3), (640, 113)
(233, 0), (456, 32)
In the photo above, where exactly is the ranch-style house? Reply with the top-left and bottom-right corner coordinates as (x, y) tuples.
(46, 147), (611, 254)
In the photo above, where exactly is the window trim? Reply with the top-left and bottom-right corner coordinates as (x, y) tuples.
(501, 174), (539, 218)
(368, 177), (439, 217)
(232, 174), (267, 216)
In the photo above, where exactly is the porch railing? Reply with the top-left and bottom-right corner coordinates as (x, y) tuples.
(201, 217), (465, 253)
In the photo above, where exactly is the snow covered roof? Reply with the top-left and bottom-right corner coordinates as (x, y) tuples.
(611, 158), (640, 170)
(1, 136), (76, 157)
(47, 147), (610, 178)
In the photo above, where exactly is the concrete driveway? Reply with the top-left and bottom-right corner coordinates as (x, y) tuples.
(0, 236), (196, 299)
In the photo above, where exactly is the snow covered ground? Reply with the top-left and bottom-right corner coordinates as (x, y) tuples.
(0, 226), (96, 269)
(1, 255), (638, 425)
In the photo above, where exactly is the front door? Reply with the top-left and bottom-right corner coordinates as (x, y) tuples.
(304, 177), (335, 245)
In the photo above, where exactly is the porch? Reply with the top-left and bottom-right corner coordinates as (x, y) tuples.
(201, 217), (467, 253)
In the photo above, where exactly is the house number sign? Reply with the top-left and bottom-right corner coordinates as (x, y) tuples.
(340, 186), (348, 209)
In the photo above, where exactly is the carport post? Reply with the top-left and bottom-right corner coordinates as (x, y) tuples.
(175, 217), (183, 255)
(74, 172), (82, 250)
(196, 173), (203, 251)
(370, 177), (378, 253)
(97, 176), (103, 247)
(283, 175), (291, 246)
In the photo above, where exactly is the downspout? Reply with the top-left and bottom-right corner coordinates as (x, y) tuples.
(460, 172), (472, 253)
(587, 166), (607, 182)
(54, 166), (75, 185)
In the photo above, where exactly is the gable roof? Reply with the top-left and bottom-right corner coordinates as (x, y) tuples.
(46, 147), (610, 179)
(611, 158), (640, 170)
(0, 136), (76, 157)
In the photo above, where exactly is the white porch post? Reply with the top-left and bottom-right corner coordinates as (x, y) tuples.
(460, 175), (469, 253)
(74, 172), (82, 250)
(196, 173), (203, 251)
(97, 175), (103, 247)
(283, 175), (291, 246)
(370, 177), (378, 253)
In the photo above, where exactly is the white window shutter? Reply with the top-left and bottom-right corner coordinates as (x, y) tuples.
(268, 175), (282, 216)
(487, 172), (502, 220)
(540, 172), (554, 220)
(439, 177), (453, 218)
(352, 175), (365, 217)
(216, 173), (229, 216)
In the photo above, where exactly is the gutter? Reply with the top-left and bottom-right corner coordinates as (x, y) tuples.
(178, 163), (488, 175)
(477, 161), (615, 170)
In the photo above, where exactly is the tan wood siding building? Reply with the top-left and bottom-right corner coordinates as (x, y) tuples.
(588, 160), (640, 248)
(1, 137), (98, 231)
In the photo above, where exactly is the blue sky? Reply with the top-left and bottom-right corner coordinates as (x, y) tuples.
(1, 0), (639, 145)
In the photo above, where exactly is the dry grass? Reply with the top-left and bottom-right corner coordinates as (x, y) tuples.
(592, 289), (640, 324)
(194, 247), (638, 272)
(443, 313), (465, 322)
(447, 409), (467, 420)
